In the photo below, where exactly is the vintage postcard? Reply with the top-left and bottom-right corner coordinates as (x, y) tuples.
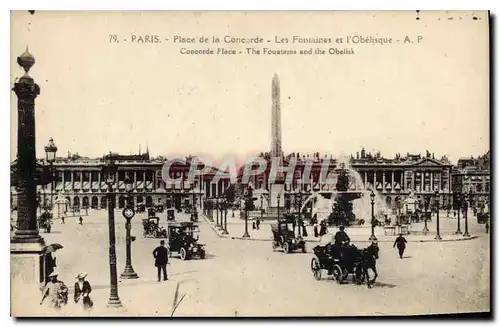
(10, 10), (490, 317)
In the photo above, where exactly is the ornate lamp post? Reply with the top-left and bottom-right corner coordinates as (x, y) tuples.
(463, 189), (471, 237)
(277, 193), (281, 235)
(434, 190), (442, 240)
(190, 188), (197, 222)
(121, 176), (139, 279)
(423, 195), (430, 235)
(455, 191), (462, 235)
(242, 187), (251, 238)
(102, 155), (123, 308)
(44, 138), (57, 213)
(260, 195), (264, 221)
(215, 197), (220, 228)
(369, 190), (377, 241)
(297, 189), (303, 237)
(222, 200), (229, 235)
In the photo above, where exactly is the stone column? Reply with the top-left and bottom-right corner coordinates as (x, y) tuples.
(430, 171), (434, 192)
(11, 48), (46, 313)
(411, 171), (415, 191)
(134, 171), (137, 189)
(373, 171), (377, 190)
(363, 171), (367, 190)
(391, 171), (395, 192)
(382, 171), (386, 193)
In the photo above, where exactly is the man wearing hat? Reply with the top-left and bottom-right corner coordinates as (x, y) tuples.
(74, 273), (93, 309)
(153, 240), (169, 282)
(40, 270), (68, 309)
(393, 233), (408, 259)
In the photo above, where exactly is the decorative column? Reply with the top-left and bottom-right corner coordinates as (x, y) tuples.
(391, 171), (395, 192)
(364, 171), (368, 190)
(411, 171), (415, 191)
(11, 48), (46, 313)
(373, 171), (377, 189)
(430, 171), (434, 192)
(382, 171), (386, 193)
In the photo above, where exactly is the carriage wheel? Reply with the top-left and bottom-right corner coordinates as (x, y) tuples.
(332, 264), (343, 284)
(311, 257), (322, 280)
(283, 242), (290, 254)
(180, 247), (187, 261)
(153, 230), (158, 238)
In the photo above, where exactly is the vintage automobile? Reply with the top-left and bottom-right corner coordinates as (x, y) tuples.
(167, 222), (205, 260)
(271, 218), (306, 254)
(167, 208), (176, 221)
(142, 216), (167, 238)
(136, 204), (146, 213)
(38, 211), (52, 233)
(311, 242), (364, 283)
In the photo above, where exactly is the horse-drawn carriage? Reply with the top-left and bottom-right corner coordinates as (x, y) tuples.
(167, 222), (205, 260)
(310, 241), (379, 288)
(271, 219), (306, 254)
(38, 211), (52, 233)
(142, 216), (167, 238)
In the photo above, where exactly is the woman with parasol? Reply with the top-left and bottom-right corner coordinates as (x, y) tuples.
(44, 243), (63, 284)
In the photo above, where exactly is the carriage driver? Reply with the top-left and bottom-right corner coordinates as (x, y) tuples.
(334, 226), (351, 246)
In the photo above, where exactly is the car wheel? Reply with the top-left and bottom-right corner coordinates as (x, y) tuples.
(283, 242), (290, 254)
(199, 251), (205, 259)
(180, 247), (187, 261)
(311, 257), (322, 280)
(333, 264), (343, 284)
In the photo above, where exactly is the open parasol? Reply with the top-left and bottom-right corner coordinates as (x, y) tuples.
(44, 243), (64, 253)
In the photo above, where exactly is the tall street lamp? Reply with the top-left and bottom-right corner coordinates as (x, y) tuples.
(222, 200), (229, 235)
(297, 189), (303, 237)
(434, 190), (442, 240)
(102, 155), (123, 308)
(277, 193), (281, 235)
(463, 190), (471, 237)
(260, 195), (264, 221)
(423, 195), (430, 235)
(242, 187), (251, 238)
(121, 176), (139, 279)
(215, 197), (220, 228)
(44, 138), (57, 214)
(369, 190), (377, 241)
(455, 191), (462, 235)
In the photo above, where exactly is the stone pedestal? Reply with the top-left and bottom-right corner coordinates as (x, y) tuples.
(11, 242), (46, 316)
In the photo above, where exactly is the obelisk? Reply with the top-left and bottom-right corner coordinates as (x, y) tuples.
(271, 74), (282, 159)
(269, 74), (285, 208)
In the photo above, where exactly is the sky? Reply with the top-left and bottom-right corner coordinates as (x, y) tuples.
(10, 11), (490, 164)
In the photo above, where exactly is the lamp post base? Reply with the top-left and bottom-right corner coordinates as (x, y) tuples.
(463, 232), (470, 237)
(455, 230), (462, 235)
(221, 229), (229, 235)
(120, 267), (139, 279)
(106, 298), (124, 308)
(369, 234), (377, 241)
(434, 234), (442, 240)
(242, 232), (250, 238)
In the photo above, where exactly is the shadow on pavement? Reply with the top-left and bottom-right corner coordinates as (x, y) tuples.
(372, 281), (397, 288)
(403, 256), (413, 259)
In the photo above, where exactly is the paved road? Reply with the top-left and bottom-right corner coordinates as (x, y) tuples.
(37, 210), (489, 316)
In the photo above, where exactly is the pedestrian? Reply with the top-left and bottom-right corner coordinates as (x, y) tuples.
(40, 271), (68, 309)
(79, 216), (83, 225)
(252, 221), (256, 230)
(256, 217), (261, 230)
(302, 222), (308, 237)
(153, 240), (169, 282)
(74, 273), (93, 310)
(485, 221), (489, 234)
(453, 211), (456, 218)
(44, 252), (57, 284)
(61, 215), (65, 224)
(313, 223), (319, 237)
(319, 220), (328, 237)
(393, 233), (407, 259)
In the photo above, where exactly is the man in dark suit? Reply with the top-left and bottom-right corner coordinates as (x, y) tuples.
(153, 240), (169, 282)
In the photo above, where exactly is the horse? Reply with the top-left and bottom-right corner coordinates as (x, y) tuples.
(358, 242), (379, 288)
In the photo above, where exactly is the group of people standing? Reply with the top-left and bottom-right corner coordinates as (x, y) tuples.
(40, 271), (93, 311)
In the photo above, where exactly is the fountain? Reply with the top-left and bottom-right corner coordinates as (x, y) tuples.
(301, 157), (391, 226)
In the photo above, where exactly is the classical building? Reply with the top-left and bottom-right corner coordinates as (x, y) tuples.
(11, 151), (231, 213)
(239, 148), (454, 211)
(451, 151), (490, 206)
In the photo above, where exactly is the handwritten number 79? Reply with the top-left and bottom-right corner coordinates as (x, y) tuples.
(109, 35), (119, 43)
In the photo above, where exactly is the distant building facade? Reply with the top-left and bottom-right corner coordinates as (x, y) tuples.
(11, 152), (231, 212)
(451, 151), (490, 207)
